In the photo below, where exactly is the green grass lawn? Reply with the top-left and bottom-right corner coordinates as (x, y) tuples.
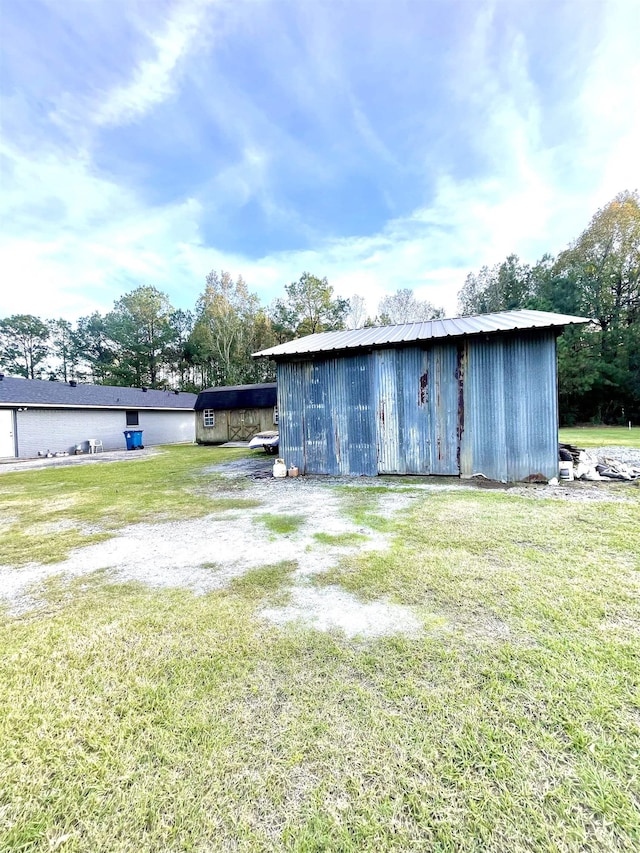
(0, 445), (257, 566)
(1, 447), (639, 852)
(559, 425), (640, 448)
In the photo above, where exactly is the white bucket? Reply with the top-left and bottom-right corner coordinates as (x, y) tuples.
(272, 458), (287, 478)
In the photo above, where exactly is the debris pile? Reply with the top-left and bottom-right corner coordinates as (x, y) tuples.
(559, 443), (640, 481)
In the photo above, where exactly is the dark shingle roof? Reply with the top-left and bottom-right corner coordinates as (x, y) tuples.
(253, 309), (591, 358)
(195, 383), (277, 411)
(0, 377), (197, 410)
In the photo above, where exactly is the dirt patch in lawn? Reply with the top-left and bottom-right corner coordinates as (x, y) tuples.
(2, 453), (633, 635)
(2, 457), (395, 635)
(509, 482), (635, 502)
(261, 585), (421, 638)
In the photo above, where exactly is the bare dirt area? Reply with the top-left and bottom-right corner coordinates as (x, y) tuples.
(2, 449), (635, 633)
(2, 454), (409, 634)
(508, 479), (637, 502)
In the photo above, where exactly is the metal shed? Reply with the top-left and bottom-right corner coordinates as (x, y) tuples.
(194, 383), (278, 444)
(253, 310), (590, 482)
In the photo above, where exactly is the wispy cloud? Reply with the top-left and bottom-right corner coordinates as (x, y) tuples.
(94, 0), (219, 127)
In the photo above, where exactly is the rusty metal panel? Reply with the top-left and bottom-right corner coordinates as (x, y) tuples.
(396, 347), (431, 474)
(460, 331), (558, 481)
(425, 344), (460, 475)
(278, 332), (558, 481)
(374, 348), (403, 473)
(276, 361), (307, 471)
(373, 345), (459, 475)
(276, 356), (376, 475)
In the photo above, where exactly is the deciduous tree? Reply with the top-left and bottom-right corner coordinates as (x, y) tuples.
(458, 255), (532, 316)
(346, 294), (367, 329)
(378, 288), (444, 324)
(270, 272), (349, 339)
(192, 271), (262, 386)
(457, 191), (640, 423)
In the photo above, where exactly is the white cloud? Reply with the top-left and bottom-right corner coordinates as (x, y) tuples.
(0, 140), (205, 318)
(575, 0), (640, 207)
(2, 0), (639, 327)
(95, 0), (220, 127)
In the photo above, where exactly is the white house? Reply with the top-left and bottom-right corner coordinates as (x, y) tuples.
(0, 375), (197, 460)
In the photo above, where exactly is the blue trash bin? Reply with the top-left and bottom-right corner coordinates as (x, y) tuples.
(124, 430), (144, 450)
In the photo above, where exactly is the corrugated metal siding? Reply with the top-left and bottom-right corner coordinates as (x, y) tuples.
(322, 355), (376, 475)
(373, 346), (459, 475)
(278, 346), (459, 476)
(341, 355), (376, 475)
(277, 357), (377, 475)
(277, 362), (307, 472)
(425, 345), (460, 475)
(459, 332), (558, 481)
(276, 331), (559, 481)
(375, 349), (402, 473)
(306, 361), (335, 473)
(15, 408), (195, 458)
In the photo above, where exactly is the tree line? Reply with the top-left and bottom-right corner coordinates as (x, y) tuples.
(458, 190), (639, 424)
(1, 190), (638, 423)
(0, 272), (443, 393)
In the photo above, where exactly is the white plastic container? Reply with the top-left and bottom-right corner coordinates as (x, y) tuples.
(272, 458), (287, 478)
(559, 461), (574, 481)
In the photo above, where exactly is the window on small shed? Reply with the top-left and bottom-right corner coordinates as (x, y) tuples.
(203, 409), (215, 428)
(126, 411), (139, 426)
(273, 405), (279, 425)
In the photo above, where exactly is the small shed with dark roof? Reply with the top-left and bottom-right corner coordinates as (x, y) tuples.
(253, 309), (590, 482)
(0, 376), (197, 459)
(194, 383), (278, 444)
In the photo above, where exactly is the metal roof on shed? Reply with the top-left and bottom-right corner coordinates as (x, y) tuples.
(0, 376), (197, 410)
(253, 309), (591, 358)
(195, 383), (277, 411)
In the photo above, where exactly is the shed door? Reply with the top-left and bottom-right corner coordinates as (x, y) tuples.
(0, 410), (16, 458)
(374, 346), (459, 475)
(228, 409), (259, 441)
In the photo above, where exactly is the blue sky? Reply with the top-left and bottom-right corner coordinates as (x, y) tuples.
(1, 0), (639, 321)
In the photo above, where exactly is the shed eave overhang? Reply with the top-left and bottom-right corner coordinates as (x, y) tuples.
(252, 310), (592, 360)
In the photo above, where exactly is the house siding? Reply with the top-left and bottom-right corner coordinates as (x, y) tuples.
(14, 408), (195, 458)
